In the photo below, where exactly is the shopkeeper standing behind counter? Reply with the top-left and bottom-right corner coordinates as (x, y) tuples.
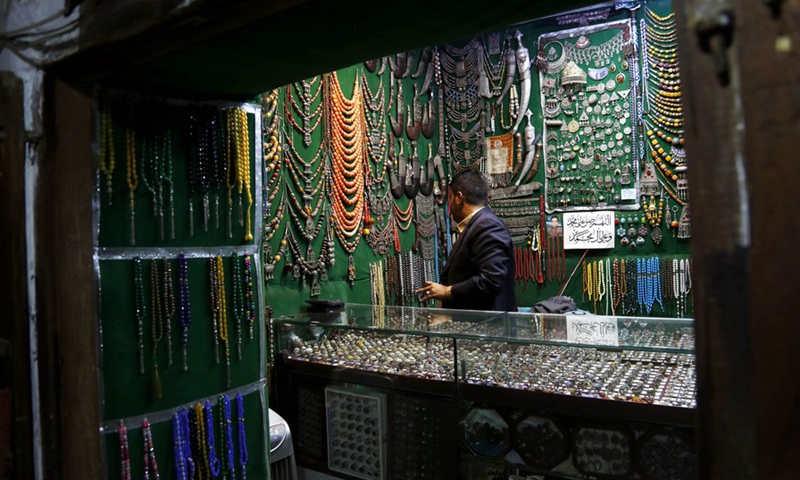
(416, 170), (518, 312)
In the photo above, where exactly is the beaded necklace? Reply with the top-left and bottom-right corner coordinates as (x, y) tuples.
(162, 259), (175, 367)
(242, 255), (256, 341)
(142, 419), (161, 480)
(188, 408), (204, 480)
(133, 257), (146, 375)
(204, 401), (221, 478)
(203, 107), (224, 231)
(225, 109), (237, 238)
(161, 112), (176, 240)
(150, 260), (164, 400)
(177, 254), (192, 371)
(118, 422), (131, 480)
(325, 72), (366, 283)
(99, 96), (116, 206)
(216, 255), (231, 388)
(231, 251), (245, 361)
(235, 108), (254, 242)
(285, 227), (335, 297)
(236, 393), (249, 480)
(220, 394), (236, 480)
(172, 412), (188, 480)
(208, 257), (221, 365)
(286, 77), (323, 147)
(194, 402), (210, 480)
(126, 102), (139, 246)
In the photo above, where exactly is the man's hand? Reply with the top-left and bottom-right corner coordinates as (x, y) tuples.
(415, 281), (451, 302)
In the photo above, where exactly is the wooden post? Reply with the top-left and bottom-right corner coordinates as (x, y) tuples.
(677, 0), (800, 478)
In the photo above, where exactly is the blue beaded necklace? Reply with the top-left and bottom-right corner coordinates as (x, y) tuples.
(236, 394), (249, 480)
(205, 401), (221, 478)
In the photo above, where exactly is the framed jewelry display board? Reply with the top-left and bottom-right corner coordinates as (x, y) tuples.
(93, 94), (270, 480)
(538, 19), (642, 213)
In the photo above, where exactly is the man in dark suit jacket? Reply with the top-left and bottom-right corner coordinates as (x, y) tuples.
(416, 170), (517, 312)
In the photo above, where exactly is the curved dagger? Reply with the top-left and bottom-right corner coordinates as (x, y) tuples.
(389, 79), (405, 138)
(419, 143), (435, 196)
(510, 30), (532, 134)
(495, 35), (517, 106)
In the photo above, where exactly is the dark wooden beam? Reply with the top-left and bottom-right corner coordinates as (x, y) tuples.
(0, 72), (33, 480)
(39, 77), (102, 480)
(678, 0), (800, 478)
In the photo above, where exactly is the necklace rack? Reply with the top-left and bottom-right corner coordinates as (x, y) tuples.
(126, 102), (139, 246)
(150, 260), (164, 400)
(177, 254), (192, 371)
(325, 71), (367, 285)
(99, 95), (116, 206)
(133, 257), (146, 375)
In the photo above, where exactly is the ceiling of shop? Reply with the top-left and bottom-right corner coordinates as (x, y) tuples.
(48, 0), (601, 100)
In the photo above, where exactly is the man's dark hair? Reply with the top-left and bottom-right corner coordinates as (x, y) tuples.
(449, 169), (488, 206)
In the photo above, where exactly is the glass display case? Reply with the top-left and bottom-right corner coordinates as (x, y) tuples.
(272, 304), (504, 381)
(273, 305), (695, 408)
(457, 311), (696, 408)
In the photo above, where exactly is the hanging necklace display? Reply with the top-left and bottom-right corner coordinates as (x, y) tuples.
(243, 254), (255, 340)
(219, 394), (236, 480)
(200, 107), (224, 233)
(225, 109), (238, 238)
(414, 193), (436, 260)
(162, 258), (175, 367)
(193, 402), (209, 480)
(286, 76), (323, 147)
(235, 108), (254, 242)
(149, 260), (164, 400)
(231, 252), (245, 361)
(236, 394), (249, 480)
(161, 109), (177, 240)
(204, 402), (221, 479)
(142, 419), (161, 480)
(118, 422), (131, 480)
(361, 72), (388, 184)
(177, 254), (192, 371)
(325, 71), (367, 285)
(483, 32), (508, 97)
(285, 224), (336, 297)
(99, 95), (116, 206)
(133, 257), (146, 375)
(215, 255), (232, 388)
(139, 104), (164, 241)
(208, 257), (221, 364)
(126, 102), (139, 246)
